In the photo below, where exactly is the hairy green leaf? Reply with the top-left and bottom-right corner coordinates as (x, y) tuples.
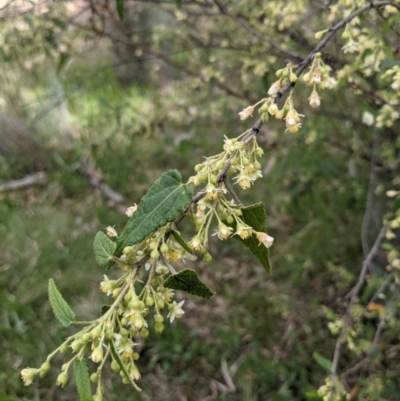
(164, 269), (214, 299)
(48, 279), (75, 327)
(116, 0), (124, 20)
(115, 170), (193, 256)
(110, 342), (141, 391)
(93, 231), (116, 266)
(171, 230), (194, 254)
(73, 359), (93, 401)
(225, 202), (272, 274)
(312, 351), (332, 372)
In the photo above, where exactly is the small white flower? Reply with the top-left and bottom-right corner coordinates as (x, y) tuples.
(362, 111), (374, 126)
(238, 105), (255, 120)
(126, 204), (138, 217)
(255, 232), (274, 248)
(167, 300), (185, 323)
(114, 333), (137, 355)
(100, 275), (116, 295)
(342, 41), (359, 54)
(21, 368), (39, 386)
(106, 226), (118, 238)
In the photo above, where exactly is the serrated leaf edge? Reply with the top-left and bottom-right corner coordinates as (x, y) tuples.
(73, 359), (93, 401)
(48, 279), (75, 327)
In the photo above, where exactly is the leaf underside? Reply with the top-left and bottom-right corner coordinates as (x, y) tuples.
(48, 278), (75, 327)
(225, 202), (272, 274)
(164, 269), (214, 299)
(93, 231), (116, 266)
(73, 359), (93, 401)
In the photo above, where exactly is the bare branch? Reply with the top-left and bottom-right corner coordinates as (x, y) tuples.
(329, 224), (387, 400)
(0, 172), (47, 192)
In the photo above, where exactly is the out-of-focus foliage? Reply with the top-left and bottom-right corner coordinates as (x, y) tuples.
(1, 0), (400, 400)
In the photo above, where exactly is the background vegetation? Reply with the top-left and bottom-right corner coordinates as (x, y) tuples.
(1, 0), (400, 400)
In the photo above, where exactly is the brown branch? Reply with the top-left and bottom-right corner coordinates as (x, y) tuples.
(329, 224), (387, 400)
(79, 158), (127, 213)
(0, 172), (47, 192)
(212, 0), (304, 61)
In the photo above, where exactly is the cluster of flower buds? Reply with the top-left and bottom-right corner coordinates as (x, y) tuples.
(268, 62), (298, 97)
(21, 224), (193, 399)
(382, 65), (400, 91)
(187, 141), (273, 254)
(303, 52), (337, 108)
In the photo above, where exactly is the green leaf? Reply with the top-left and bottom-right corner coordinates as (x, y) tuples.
(93, 231), (116, 266)
(225, 202), (272, 274)
(48, 279), (75, 327)
(312, 351), (332, 372)
(115, 170), (193, 256)
(116, 0), (124, 20)
(110, 342), (141, 392)
(171, 230), (194, 254)
(164, 269), (214, 299)
(73, 360), (93, 401)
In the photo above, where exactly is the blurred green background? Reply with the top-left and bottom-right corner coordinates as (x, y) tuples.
(1, 1), (400, 400)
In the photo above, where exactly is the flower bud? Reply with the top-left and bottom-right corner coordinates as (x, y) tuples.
(141, 328), (150, 339)
(93, 393), (103, 401)
(145, 295), (154, 307)
(105, 329), (114, 339)
(70, 339), (84, 352)
(39, 361), (51, 378)
(56, 371), (69, 387)
(203, 253), (212, 263)
(91, 344), (104, 363)
(160, 243), (169, 254)
(130, 365), (141, 381)
(123, 246), (133, 255)
(112, 288), (122, 297)
(155, 314), (164, 323)
(156, 298), (165, 309)
(289, 72), (297, 82)
(133, 315), (145, 330)
(120, 327), (129, 337)
(150, 249), (160, 260)
(155, 322), (164, 333)
(132, 352), (140, 361)
(111, 360), (120, 372)
(82, 333), (91, 342)
(261, 112), (269, 123)
(90, 372), (99, 382)
(90, 327), (102, 339)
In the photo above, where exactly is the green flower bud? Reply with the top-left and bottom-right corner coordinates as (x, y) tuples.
(210, 174), (217, 184)
(93, 393), (103, 401)
(91, 344), (104, 363)
(155, 322), (164, 333)
(256, 147), (264, 157)
(124, 291), (133, 302)
(56, 371), (68, 387)
(258, 102), (269, 114)
(150, 249), (160, 260)
(226, 215), (234, 224)
(141, 328), (150, 339)
(120, 328), (129, 337)
(112, 288), (122, 297)
(111, 360), (120, 372)
(145, 295), (154, 307)
(155, 314), (164, 323)
(261, 112), (269, 123)
(194, 163), (203, 172)
(289, 72), (297, 82)
(130, 365), (141, 381)
(193, 176), (201, 186)
(105, 329), (114, 339)
(133, 315), (145, 330)
(149, 241), (158, 250)
(82, 333), (91, 342)
(90, 372), (99, 382)
(156, 298), (165, 309)
(122, 377), (130, 384)
(123, 246), (133, 255)
(39, 361), (50, 378)
(160, 243), (169, 254)
(60, 343), (69, 354)
(254, 161), (261, 170)
(132, 352), (140, 361)
(203, 253), (212, 263)
(70, 339), (84, 352)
